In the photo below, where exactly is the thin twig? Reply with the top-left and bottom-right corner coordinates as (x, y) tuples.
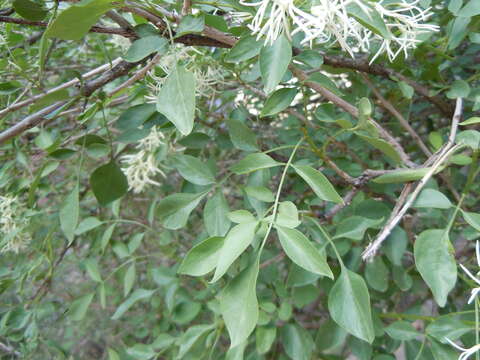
(182, 0), (192, 15)
(0, 341), (20, 357)
(318, 54), (454, 117)
(290, 65), (416, 168)
(108, 53), (162, 96)
(260, 253), (285, 269)
(105, 10), (135, 32)
(0, 58), (122, 119)
(0, 15), (136, 38)
(362, 98), (463, 260)
(0, 101), (69, 144)
(361, 73), (432, 157)
(0, 60), (141, 143)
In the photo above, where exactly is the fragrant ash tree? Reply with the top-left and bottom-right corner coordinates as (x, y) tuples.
(0, 0), (479, 358)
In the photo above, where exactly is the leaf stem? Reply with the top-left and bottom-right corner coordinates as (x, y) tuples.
(307, 217), (345, 268)
(258, 138), (303, 255)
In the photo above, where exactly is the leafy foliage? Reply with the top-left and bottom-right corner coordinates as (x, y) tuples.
(0, 0), (480, 359)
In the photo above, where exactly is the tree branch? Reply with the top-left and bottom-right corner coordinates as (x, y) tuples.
(319, 54), (454, 117)
(0, 58), (123, 119)
(362, 98), (464, 260)
(0, 15), (136, 38)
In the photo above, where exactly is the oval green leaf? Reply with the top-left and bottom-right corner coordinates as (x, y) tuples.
(328, 268), (375, 343)
(293, 164), (343, 203)
(276, 226), (333, 278)
(178, 236), (224, 277)
(414, 229), (457, 307)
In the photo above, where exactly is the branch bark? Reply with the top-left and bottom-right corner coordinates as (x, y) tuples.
(362, 98), (463, 260)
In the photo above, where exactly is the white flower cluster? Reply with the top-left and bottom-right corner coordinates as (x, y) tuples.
(239, 0), (438, 62)
(121, 126), (166, 193)
(146, 45), (227, 102)
(0, 195), (31, 253)
(446, 241), (480, 359)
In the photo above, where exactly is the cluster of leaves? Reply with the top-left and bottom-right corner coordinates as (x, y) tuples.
(0, 0), (480, 359)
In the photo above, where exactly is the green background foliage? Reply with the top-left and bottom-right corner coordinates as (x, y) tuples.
(0, 0), (479, 359)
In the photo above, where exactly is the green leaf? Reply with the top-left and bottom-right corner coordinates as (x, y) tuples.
(68, 293), (94, 321)
(227, 210), (256, 223)
(107, 348), (120, 360)
(45, 0), (120, 40)
(203, 191), (231, 237)
(112, 289), (156, 320)
(225, 36), (263, 63)
(178, 132), (211, 149)
(275, 201), (301, 228)
(294, 50), (324, 68)
(276, 226), (333, 278)
(365, 256), (389, 292)
(211, 221), (258, 282)
(90, 162), (128, 206)
(260, 35), (292, 94)
(349, 337), (372, 360)
(316, 319), (348, 352)
(413, 189), (452, 209)
(157, 192), (208, 230)
(13, 0), (48, 21)
(84, 258), (102, 282)
(231, 153), (282, 175)
(347, 3), (392, 39)
(157, 65), (196, 136)
(308, 73), (344, 97)
(334, 216), (383, 241)
(429, 131), (443, 150)
(328, 268), (375, 343)
(177, 324), (214, 359)
(448, 0), (463, 15)
(124, 263), (136, 297)
(446, 79), (470, 99)
(204, 14), (228, 32)
(293, 164), (343, 203)
(123, 36), (168, 63)
(372, 167), (434, 184)
(462, 211), (480, 232)
(175, 14), (205, 37)
(357, 134), (403, 164)
(128, 233), (144, 254)
(414, 229), (457, 307)
(171, 154), (216, 185)
(430, 339), (459, 360)
(75, 217), (102, 235)
(456, 130), (480, 149)
(458, 0), (480, 17)
(384, 321), (419, 341)
(178, 236), (224, 276)
(460, 117), (480, 126)
(244, 186), (274, 203)
(256, 326), (276, 355)
(59, 184), (79, 244)
(116, 104), (157, 131)
(398, 81), (414, 99)
(260, 88), (298, 117)
(152, 334), (175, 350)
(384, 226), (408, 266)
(101, 224), (116, 252)
(426, 316), (473, 342)
(126, 344), (155, 360)
(392, 265), (413, 291)
(226, 118), (258, 151)
(281, 324), (314, 360)
(447, 16), (471, 50)
(220, 259), (259, 348)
